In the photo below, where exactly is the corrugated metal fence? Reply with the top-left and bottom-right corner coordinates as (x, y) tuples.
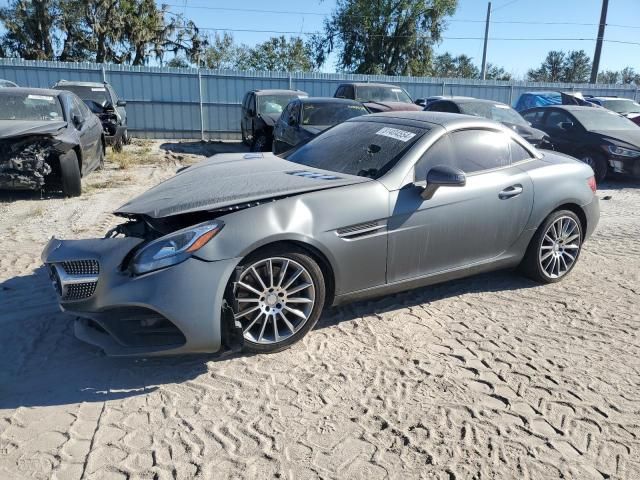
(1, 58), (638, 140)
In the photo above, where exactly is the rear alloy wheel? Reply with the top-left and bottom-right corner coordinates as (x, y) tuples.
(580, 152), (607, 183)
(521, 210), (582, 283)
(233, 250), (325, 353)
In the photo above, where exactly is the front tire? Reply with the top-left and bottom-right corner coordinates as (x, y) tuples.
(59, 150), (82, 197)
(520, 210), (583, 283)
(580, 152), (607, 183)
(231, 247), (326, 354)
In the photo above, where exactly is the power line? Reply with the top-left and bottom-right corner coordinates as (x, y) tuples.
(163, 4), (640, 29)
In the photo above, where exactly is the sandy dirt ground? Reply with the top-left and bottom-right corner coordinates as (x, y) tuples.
(0, 141), (639, 480)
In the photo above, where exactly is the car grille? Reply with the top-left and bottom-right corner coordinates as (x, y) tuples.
(48, 260), (99, 301)
(61, 260), (100, 276)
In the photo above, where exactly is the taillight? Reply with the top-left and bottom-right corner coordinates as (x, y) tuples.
(587, 176), (597, 193)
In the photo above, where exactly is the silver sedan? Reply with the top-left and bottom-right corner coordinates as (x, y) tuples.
(42, 112), (599, 356)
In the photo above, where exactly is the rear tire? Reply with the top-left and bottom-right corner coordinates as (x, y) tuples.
(520, 210), (583, 284)
(60, 150), (82, 197)
(580, 152), (607, 183)
(231, 246), (326, 354)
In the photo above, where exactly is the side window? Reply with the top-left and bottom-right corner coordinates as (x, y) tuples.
(414, 134), (454, 181)
(545, 110), (572, 129)
(69, 96), (83, 124)
(289, 102), (301, 125)
(280, 103), (291, 123)
(429, 102), (458, 113)
(522, 110), (544, 125)
(335, 86), (345, 98)
(449, 130), (511, 173)
(510, 140), (533, 163)
(344, 85), (355, 99)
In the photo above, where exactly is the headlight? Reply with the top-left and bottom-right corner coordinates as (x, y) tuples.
(607, 145), (640, 157)
(131, 221), (223, 275)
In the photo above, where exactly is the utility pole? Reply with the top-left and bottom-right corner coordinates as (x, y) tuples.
(480, 2), (491, 80)
(590, 0), (609, 83)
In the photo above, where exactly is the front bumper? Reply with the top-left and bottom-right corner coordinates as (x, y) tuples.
(104, 124), (126, 145)
(607, 156), (640, 177)
(582, 196), (600, 242)
(41, 236), (242, 356)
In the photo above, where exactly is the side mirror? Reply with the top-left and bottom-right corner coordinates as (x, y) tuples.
(560, 121), (574, 130)
(72, 114), (83, 129)
(421, 165), (466, 200)
(415, 98), (427, 107)
(116, 100), (126, 107)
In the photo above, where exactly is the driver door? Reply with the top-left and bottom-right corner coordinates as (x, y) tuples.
(387, 129), (534, 282)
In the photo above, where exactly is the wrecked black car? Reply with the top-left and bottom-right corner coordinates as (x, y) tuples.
(53, 80), (128, 152)
(0, 88), (105, 197)
(241, 89), (308, 152)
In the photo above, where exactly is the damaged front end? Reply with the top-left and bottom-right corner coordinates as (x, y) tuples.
(0, 136), (55, 190)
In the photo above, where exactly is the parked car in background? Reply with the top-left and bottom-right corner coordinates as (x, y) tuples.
(0, 79), (18, 88)
(334, 82), (423, 113)
(514, 91), (597, 112)
(53, 80), (128, 151)
(422, 95), (473, 108)
(425, 97), (553, 149)
(241, 89), (308, 152)
(0, 88), (104, 197)
(42, 111), (599, 356)
(521, 105), (640, 181)
(272, 97), (369, 154)
(584, 96), (640, 126)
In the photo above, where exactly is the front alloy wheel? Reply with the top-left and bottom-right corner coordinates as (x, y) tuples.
(233, 250), (325, 353)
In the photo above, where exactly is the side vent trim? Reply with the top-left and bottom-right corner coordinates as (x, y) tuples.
(337, 221), (387, 240)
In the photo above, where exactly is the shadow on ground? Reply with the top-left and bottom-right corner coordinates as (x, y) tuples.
(159, 140), (249, 158)
(0, 263), (536, 409)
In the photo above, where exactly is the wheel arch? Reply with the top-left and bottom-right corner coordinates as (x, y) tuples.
(552, 202), (588, 236)
(72, 145), (83, 175)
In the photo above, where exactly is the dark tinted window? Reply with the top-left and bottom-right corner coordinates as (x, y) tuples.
(522, 110), (545, 124)
(289, 101), (301, 125)
(57, 85), (111, 107)
(449, 130), (510, 173)
(510, 140), (532, 162)
(344, 85), (355, 99)
(428, 101), (459, 113)
(302, 102), (368, 126)
(415, 135), (453, 181)
(545, 110), (573, 129)
(335, 86), (345, 98)
(459, 102), (527, 126)
(285, 121), (427, 179)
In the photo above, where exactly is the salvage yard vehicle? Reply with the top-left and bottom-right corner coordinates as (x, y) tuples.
(521, 105), (640, 181)
(53, 80), (128, 151)
(334, 82), (423, 113)
(425, 97), (553, 149)
(0, 88), (105, 197)
(584, 96), (640, 126)
(272, 97), (369, 154)
(240, 89), (308, 152)
(514, 91), (598, 112)
(0, 79), (18, 88)
(42, 112), (599, 357)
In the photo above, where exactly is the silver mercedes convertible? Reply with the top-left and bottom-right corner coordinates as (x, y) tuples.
(42, 112), (599, 356)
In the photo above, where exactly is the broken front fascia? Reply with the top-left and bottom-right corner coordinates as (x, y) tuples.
(0, 136), (68, 190)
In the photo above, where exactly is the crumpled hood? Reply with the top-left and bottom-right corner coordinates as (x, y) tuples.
(592, 130), (640, 149)
(116, 152), (370, 218)
(257, 113), (280, 126)
(0, 120), (67, 139)
(364, 101), (423, 113)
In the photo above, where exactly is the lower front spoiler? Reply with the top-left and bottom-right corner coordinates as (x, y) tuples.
(608, 157), (640, 177)
(42, 236), (243, 356)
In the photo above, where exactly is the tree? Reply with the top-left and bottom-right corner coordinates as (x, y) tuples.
(527, 50), (565, 82)
(620, 67), (640, 86)
(0, 0), (57, 60)
(597, 70), (620, 84)
(561, 50), (591, 83)
(238, 36), (316, 72)
(315, 0), (458, 76)
(484, 63), (511, 81)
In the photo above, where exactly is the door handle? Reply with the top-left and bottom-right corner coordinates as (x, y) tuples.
(499, 184), (523, 199)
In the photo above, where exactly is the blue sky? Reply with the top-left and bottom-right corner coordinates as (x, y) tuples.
(166, 0), (640, 78)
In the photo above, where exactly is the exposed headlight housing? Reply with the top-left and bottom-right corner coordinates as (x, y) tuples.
(131, 221), (223, 275)
(607, 145), (640, 157)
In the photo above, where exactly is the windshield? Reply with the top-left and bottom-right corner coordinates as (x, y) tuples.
(258, 94), (304, 115)
(460, 102), (527, 126)
(601, 99), (640, 114)
(0, 92), (64, 121)
(284, 121), (426, 179)
(356, 85), (412, 104)
(302, 102), (368, 126)
(572, 109), (638, 131)
(56, 85), (111, 107)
